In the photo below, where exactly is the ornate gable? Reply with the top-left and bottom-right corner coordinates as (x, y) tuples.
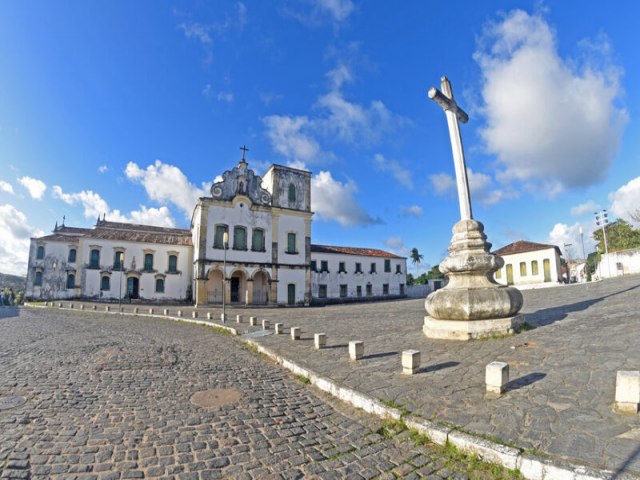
(210, 159), (272, 206)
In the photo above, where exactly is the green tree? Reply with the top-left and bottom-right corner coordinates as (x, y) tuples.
(410, 248), (424, 276)
(592, 219), (640, 253)
(426, 265), (444, 280)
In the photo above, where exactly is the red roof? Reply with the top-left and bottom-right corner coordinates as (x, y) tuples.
(494, 240), (562, 257)
(311, 244), (404, 259)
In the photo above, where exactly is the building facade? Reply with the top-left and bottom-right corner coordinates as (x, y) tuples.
(26, 157), (407, 305)
(493, 240), (563, 286)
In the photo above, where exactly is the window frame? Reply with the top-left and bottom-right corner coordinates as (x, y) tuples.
(66, 273), (75, 289)
(520, 262), (527, 276)
(531, 260), (539, 276)
(310, 260), (317, 272)
(370, 262), (377, 274)
(155, 278), (165, 293)
(36, 245), (45, 260)
(318, 284), (327, 298)
(101, 275), (111, 291)
(213, 224), (229, 249)
(144, 253), (154, 272)
(383, 283), (389, 295)
(34, 270), (42, 286)
(286, 232), (297, 254)
(233, 226), (248, 251)
(320, 260), (329, 273)
(168, 254), (178, 274)
(339, 284), (347, 298)
(68, 248), (77, 263)
(251, 228), (266, 252)
(355, 262), (362, 274)
(384, 259), (391, 273)
(338, 262), (346, 274)
(288, 183), (296, 202)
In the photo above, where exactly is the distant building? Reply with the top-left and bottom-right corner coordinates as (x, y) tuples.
(26, 155), (406, 305)
(493, 240), (563, 286)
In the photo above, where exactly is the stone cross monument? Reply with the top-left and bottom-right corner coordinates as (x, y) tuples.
(424, 76), (524, 340)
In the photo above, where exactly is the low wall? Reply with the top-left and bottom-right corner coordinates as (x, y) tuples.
(596, 248), (640, 279)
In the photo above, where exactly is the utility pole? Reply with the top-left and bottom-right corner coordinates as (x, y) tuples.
(594, 210), (611, 278)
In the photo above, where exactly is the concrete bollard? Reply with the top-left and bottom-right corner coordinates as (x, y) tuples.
(262, 319), (270, 330)
(133, 307), (138, 314)
(237, 314), (244, 324)
(275, 323), (283, 334)
(192, 311), (198, 319)
(249, 316), (257, 326)
(177, 310), (183, 317)
(207, 312), (212, 320)
(149, 308), (154, 314)
(349, 341), (364, 361)
(486, 361), (509, 394)
(92, 305), (96, 310)
(164, 309), (169, 315)
(314, 333), (327, 350)
(80, 305), (85, 311)
(220, 313), (227, 323)
(69, 303), (74, 309)
(402, 350), (421, 375)
(58, 302), (63, 308)
(291, 327), (301, 340)
(615, 370), (640, 413)
(105, 306), (110, 312)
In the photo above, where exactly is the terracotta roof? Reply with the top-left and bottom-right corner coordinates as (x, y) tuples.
(35, 222), (192, 246)
(494, 240), (562, 257)
(311, 244), (404, 259)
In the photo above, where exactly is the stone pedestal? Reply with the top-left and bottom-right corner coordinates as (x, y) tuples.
(424, 219), (524, 340)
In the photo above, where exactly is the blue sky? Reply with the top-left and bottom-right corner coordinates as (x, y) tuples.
(1, 1), (639, 276)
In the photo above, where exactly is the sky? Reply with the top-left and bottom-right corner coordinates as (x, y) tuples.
(1, 0), (639, 276)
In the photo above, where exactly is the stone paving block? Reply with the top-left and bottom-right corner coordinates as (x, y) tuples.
(615, 370), (640, 413)
(402, 350), (420, 375)
(349, 341), (364, 361)
(291, 327), (301, 340)
(486, 361), (509, 394)
(315, 333), (327, 350)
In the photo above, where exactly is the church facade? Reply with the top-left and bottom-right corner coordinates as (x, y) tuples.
(25, 157), (407, 306)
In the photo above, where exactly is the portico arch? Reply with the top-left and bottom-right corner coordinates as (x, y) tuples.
(252, 270), (270, 305)
(229, 269), (248, 304)
(206, 269), (223, 304)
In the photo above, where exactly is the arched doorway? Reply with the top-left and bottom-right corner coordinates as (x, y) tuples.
(127, 277), (140, 299)
(230, 270), (247, 304)
(252, 271), (270, 305)
(206, 269), (223, 304)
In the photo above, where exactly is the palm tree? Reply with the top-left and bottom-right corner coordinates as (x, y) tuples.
(410, 248), (423, 277)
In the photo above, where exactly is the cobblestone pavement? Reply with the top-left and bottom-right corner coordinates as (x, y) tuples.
(226, 276), (639, 476)
(1, 308), (519, 479)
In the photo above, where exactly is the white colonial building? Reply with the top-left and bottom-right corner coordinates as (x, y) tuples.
(26, 155), (407, 306)
(493, 240), (563, 287)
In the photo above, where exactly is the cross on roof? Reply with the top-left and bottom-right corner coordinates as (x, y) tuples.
(240, 145), (249, 161)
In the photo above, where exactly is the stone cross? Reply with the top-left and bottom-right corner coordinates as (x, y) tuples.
(428, 76), (473, 220)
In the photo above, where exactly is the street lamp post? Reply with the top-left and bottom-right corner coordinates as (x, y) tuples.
(118, 252), (125, 311)
(579, 227), (585, 259)
(563, 243), (572, 283)
(594, 210), (611, 278)
(222, 231), (228, 323)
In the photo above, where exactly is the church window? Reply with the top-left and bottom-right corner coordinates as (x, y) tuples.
(286, 233), (297, 254)
(383, 284), (389, 295)
(384, 259), (391, 272)
(310, 260), (317, 272)
(370, 263), (377, 274)
(144, 253), (154, 272)
(288, 183), (296, 203)
(66, 273), (75, 289)
(319, 284), (327, 298)
(101, 275), (110, 291)
(34, 271), (42, 286)
(90, 249), (100, 269)
(355, 262), (362, 274)
(531, 261), (539, 275)
(252, 229), (265, 252)
(520, 262), (527, 276)
(366, 283), (372, 296)
(396, 264), (402, 274)
(340, 284), (347, 297)
(68, 249), (77, 263)
(155, 278), (165, 293)
(320, 260), (329, 273)
(168, 255), (178, 273)
(233, 226), (247, 250)
(113, 251), (124, 270)
(214, 225), (228, 249)
(36, 246), (45, 260)
(338, 262), (346, 273)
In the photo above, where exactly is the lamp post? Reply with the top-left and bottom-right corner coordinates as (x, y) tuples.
(118, 251), (125, 311)
(563, 243), (572, 283)
(594, 210), (611, 278)
(222, 231), (228, 323)
(579, 227), (585, 259)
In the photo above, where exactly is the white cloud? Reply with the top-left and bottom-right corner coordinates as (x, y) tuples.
(180, 22), (213, 45)
(609, 176), (640, 225)
(0, 181), (14, 194)
(428, 169), (518, 206)
(401, 205), (423, 218)
(429, 173), (456, 195)
(263, 115), (324, 165)
(548, 222), (595, 259)
(384, 236), (410, 256)
(52, 186), (110, 219)
(311, 170), (380, 227)
(259, 91), (283, 105)
(125, 160), (209, 218)
(0, 204), (41, 275)
(475, 10), (627, 194)
(316, 0), (354, 22)
(373, 154), (412, 189)
(571, 200), (601, 217)
(108, 206), (176, 228)
(98, 165), (108, 174)
(18, 176), (47, 200)
(217, 92), (234, 103)
(285, 0), (354, 26)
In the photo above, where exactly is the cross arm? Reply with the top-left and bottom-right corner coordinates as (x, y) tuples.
(428, 87), (469, 124)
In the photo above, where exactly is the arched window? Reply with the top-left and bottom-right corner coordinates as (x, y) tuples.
(144, 253), (154, 272)
(90, 249), (100, 269)
(68, 249), (77, 263)
(233, 226), (247, 250)
(36, 246), (45, 260)
(66, 273), (75, 289)
(155, 278), (165, 293)
(288, 183), (296, 202)
(101, 275), (110, 291)
(34, 271), (42, 286)
(252, 228), (265, 252)
(168, 255), (178, 273)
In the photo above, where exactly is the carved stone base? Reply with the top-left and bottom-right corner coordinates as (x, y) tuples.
(423, 314), (525, 341)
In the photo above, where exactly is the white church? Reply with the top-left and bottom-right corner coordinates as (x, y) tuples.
(25, 154), (407, 306)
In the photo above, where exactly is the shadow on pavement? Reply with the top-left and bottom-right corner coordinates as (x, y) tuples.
(507, 372), (546, 391)
(418, 361), (460, 374)
(611, 443), (640, 479)
(0, 307), (20, 319)
(526, 283), (640, 327)
(364, 351), (399, 360)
